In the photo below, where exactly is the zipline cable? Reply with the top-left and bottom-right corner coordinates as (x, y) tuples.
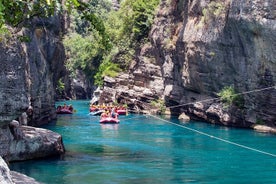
(147, 114), (276, 158)
(167, 85), (276, 109)
(119, 116), (144, 121)
(124, 85), (276, 113)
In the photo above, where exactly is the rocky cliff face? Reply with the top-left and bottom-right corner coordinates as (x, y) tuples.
(100, 0), (276, 127)
(0, 16), (66, 126)
(0, 14), (66, 181)
(61, 69), (94, 100)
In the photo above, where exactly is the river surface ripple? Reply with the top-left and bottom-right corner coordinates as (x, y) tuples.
(10, 100), (276, 184)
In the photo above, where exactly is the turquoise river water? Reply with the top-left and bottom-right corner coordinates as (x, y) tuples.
(10, 100), (276, 184)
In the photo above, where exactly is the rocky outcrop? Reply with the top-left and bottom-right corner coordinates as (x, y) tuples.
(8, 126), (64, 161)
(252, 125), (276, 134)
(0, 156), (13, 184)
(0, 156), (41, 184)
(1, 122), (64, 162)
(0, 35), (29, 125)
(99, 0), (276, 128)
(11, 171), (42, 184)
(23, 16), (66, 126)
(163, 0), (275, 127)
(98, 73), (162, 113)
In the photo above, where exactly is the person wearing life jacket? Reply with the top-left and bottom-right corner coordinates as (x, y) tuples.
(101, 109), (109, 118)
(111, 108), (118, 119)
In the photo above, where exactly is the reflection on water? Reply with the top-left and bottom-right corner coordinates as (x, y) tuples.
(100, 123), (119, 130)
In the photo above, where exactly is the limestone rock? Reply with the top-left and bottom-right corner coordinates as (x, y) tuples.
(0, 39), (29, 125)
(0, 15), (66, 127)
(178, 112), (190, 122)
(62, 69), (96, 100)
(7, 126), (65, 162)
(95, 0), (276, 128)
(0, 157), (13, 184)
(252, 125), (276, 134)
(0, 157), (41, 184)
(206, 104), (231, 124)
(11, 171), (42, 184)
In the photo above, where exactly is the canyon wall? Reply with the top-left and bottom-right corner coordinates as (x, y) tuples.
(101, 0), (276, 127)
(0, 14), (66, 182)
(0, 16), (66, 126)
(0, 15), (66, 182)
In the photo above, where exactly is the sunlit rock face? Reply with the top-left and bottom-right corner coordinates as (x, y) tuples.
(0, 119), (64, 163)
(0, 14), (66, 167)
(0, 156), (13, 184)
(151, 0), (276, 127)
(100, 0), (276, 127)
(0, 15), (66, 126)
(22, 16), (66, 126)
(0, 40), (29, 125)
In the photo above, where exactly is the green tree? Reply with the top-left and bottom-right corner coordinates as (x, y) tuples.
(218, 86), (244, 108)
(119, 0), (159, 42)
(94, 59), (122, 86)
(0, 0), (77, 27)
(151, 99), (166, 114)
(100, 0), (160, 72)
(63, 32), (104, 78)
(0, 0), (108, 48)
(63, 0), (112, 82)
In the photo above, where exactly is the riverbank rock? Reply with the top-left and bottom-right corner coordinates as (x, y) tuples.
(98, 74), (162, 112)
(252, 125), (276, 134)
(11, 171), (42, 184)
(0, 156), (13, 184)
(0, 156), (41, 184)
(6, 126), (65, 162)
(178, 112), (190, 122)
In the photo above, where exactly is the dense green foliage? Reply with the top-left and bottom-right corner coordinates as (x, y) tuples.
(63, 32), (103, 78)
(218, 86), (244, 108)
(56, 78), (65, 94)
(0, 0), (107, 43)
(0, 0), (78, 27)
(0, 25), (11, 44)
(94, 59), (122, 86)
(150, 99), (166, 114)
(63, 0), (113, 84)
(64, 0), (160, 86)
(119, 0), (159, 41)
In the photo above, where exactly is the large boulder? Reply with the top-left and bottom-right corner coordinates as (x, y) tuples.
(6, 125), (65, 162)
